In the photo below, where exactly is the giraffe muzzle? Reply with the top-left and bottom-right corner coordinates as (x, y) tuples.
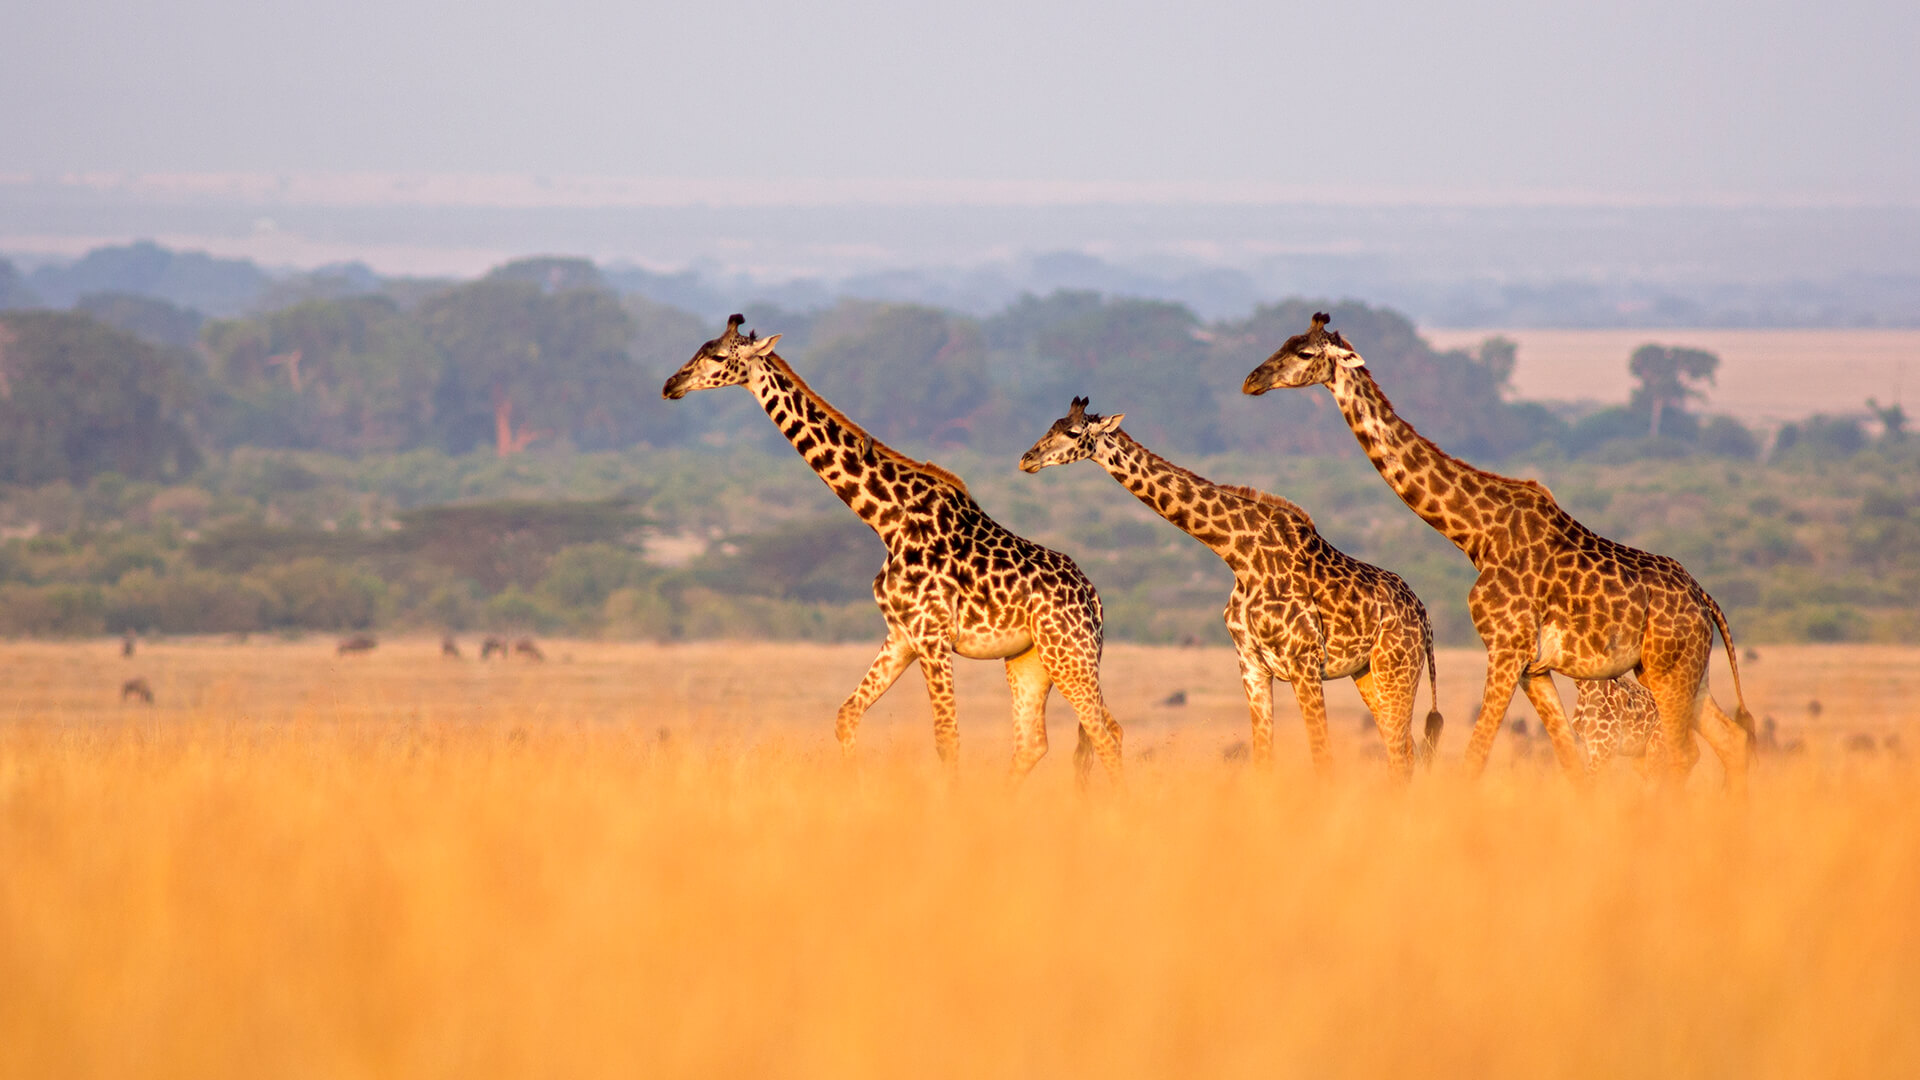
(662, 372), (693, 400)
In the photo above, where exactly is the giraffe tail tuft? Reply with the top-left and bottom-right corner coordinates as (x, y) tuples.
(1418, 624), (1443, 768)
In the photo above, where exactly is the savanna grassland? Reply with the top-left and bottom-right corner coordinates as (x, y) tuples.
(4, 637), (1920, 1078)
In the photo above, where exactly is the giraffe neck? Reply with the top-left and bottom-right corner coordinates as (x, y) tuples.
(1324, 364), (1536, 565)
(1091, 431), (1305, 572)
(747, 355), (965, 547)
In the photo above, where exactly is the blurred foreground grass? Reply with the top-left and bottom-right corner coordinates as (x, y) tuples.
(3, 639), (1918, 1078)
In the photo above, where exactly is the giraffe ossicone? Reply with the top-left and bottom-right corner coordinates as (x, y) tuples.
(663, 317), (1125, 781)
(1020, 397), (1443, 778)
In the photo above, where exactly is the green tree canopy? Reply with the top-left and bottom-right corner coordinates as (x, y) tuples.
(0, 311), (203, 485)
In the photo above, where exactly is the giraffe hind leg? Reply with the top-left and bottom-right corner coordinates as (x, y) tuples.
(917, 650), (961, 768)
(1038, 642), (1122, 784)
(1696, 695), (1751, 795)
(1353, 668), (1415, 782)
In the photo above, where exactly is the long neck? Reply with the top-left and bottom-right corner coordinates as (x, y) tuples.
(747, 355), (963, 546)
(1091, 431), (1299, 572)
(1323, 364), (1532, 564)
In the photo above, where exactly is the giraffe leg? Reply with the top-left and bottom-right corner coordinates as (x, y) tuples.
(1288, 677), (1334, 776)
(835, 631), (917, 757)
(1695, 695), (1751, 795)
(917, 650), (961, 768)
(1570, 680), (1613, 778)
(1462, 645), (1529, 777)
(1038, 642), (1122, 785)
(1519, 671), (1587, 781)
(1004, 645), (1052, 781)
(1353, 669), (1415, 782)
(1234, 647), (1277, 768)
(1639, 667), (1705, 790)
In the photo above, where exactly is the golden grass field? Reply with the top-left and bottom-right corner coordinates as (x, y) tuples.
(5, 636), (1920, 1078)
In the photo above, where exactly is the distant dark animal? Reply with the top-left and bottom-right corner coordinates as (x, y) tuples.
(1742, 647), (1761, 663)
(480, 636), (509, 660)
(1885, 734), (1906, 758)
(121, 631), (137, 658)
(1159, 690), (1188, 707)
(1845, 732), (1880, 755)
(1807, 699), (1824, 720)
(1510, 716), (1532, 738)
(121, 677), (153, 704)
(441, 635), (461, 659)
(513, 638), (545, 661)
(336, 634), (378, 656)
(1222, 740), (1250, 762)
(657, 727), (673, 744)
(1759, 716), (1780, 753)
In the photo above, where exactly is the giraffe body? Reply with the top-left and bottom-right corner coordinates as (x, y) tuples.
(1571, 676), (1666, 774)
(1021, 399), (1442, 778)
(664, 317), (1123, 780)
(1243, 314), (1756, 789)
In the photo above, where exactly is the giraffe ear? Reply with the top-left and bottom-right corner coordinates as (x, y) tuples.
(1091, 412), (1125, 434)
(746, 334), (781, 357)
(1331, 343), (1365, 369)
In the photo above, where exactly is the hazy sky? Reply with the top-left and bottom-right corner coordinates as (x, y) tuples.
(6, 0), (1917, 204)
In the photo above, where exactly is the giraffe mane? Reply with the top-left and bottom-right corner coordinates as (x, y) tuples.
(1353, 366), (1560, 510)
(1116, 432), (1313, 528)
(1217, 485), (1315, 530)
(764, 354), (971, 496)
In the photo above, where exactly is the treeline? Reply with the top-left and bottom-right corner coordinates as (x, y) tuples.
(4, 252), (1887, 489)
(0, 445), (1915, 645)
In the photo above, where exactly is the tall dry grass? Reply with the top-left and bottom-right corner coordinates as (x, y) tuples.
(3, 639), (1918, 1078)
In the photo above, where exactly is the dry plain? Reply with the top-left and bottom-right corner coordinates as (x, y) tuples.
(4, 636), (1919, 1078)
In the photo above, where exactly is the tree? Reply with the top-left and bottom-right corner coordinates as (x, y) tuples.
(419, 279), (645, 455)
(1868, 398), (1908, 444)
(201, 296), (442, 453)
(0, 311), (203, 484)
(1628, 345), (1719, 439)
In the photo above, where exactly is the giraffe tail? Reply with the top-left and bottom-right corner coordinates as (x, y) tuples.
(1700, 586), (1758, 752)
(1418, 622), (1444, 768)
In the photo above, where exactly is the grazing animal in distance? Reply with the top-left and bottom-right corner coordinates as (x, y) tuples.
(1243, 313), (1755, 790)
(1160, 690), (1188, 707)
(336, 634), (378, 657)
(1845, 732), (1880, 755)
(121, 630), (136, 658)
(512, 638), (545, 661)
(121, 677), (154, 704)
(1020, 397), (1442, 777)
(664, 315), (1124, 781)
(441, 635), (461, 659)
(480, 636), (508, 660)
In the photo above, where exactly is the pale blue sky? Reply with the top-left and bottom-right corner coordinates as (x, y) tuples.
(5, 0), (1917, 204)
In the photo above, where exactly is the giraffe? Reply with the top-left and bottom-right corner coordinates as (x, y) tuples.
(663, 316), (1124, 781)
(1570, 676), (1667, 777)
(1019, 397), (1443, 778)
(1242, 313), (1756, 789)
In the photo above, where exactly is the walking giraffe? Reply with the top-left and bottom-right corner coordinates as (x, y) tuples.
(1242, 313), (1756, 789)
(1019, 397), (1442, 778)
(663, 316), (1124, 780)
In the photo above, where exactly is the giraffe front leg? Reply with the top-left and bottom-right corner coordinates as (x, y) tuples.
(1235, 648), (1277, 768)
(1004, 645), (1052, 781)
(1520, 671), (1587, 782)
(918, 649), (961, 768)
(1289, 677), (1334, 776)
(835, 631), (916, 758)
(1463, 645), (1529, 777)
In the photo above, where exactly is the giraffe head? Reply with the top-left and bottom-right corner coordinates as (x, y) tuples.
(662, 314), (783, 399)
(1240, 312), (1364, 395)
(1018, 396), (1126, 473)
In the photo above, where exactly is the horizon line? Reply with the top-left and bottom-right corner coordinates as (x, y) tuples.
(2, 171), (1913, 212)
